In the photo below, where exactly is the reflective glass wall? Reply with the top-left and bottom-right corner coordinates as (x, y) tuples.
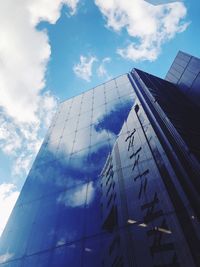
(99, 97), (198, 267)
(165, 51), (200, 107)
(1, 62), (200, 267)
(136, 68), (200, 163)
(0, 75), (135, 266)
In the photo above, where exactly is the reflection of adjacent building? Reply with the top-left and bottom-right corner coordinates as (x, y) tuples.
(0, 51), (200, 267)
(99, 52), (200, 267)
(100, 99), (200, 266)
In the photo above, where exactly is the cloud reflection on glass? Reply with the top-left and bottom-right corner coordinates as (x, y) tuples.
(0, 75), (135, 265)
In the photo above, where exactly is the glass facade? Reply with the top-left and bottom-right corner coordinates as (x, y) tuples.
(99, 99), (198, 267)
(166, 51), (200, 108)
(0, 51), (200, 267)
(136, 68), (200, 163)
(0, 75), (135, 267)
(128, 69), (200, 266)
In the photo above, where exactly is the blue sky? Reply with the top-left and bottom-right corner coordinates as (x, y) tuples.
(0, 0), (199, 235)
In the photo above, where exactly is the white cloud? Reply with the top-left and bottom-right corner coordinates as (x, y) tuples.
(28, 0), (79, 25)
(0, 93), (57, 178)
(0, 115), (22, 155)
(64, 0), (80, 15)
(0, 0), (79, 124)
(73, 56), (112, 82)
(73, 55), (97, 82)
(0, 2), (49, 123)
(95, 0), (189, 61)
(57, 182), (95, 207)
(97, 57), (111, 79)
(0, 0), (79, 180)
(0, 2), (77, 238)
(0, 253), (14, 264)
(0, 183), (20, 237)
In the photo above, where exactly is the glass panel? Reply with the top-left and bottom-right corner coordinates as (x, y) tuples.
(72, 126), (91, 153)
(81, 89), (93, 113)
(63, 116), (79, 134)
(68, 95), (83, 118)
(50, 242), (82, 267)
(90, 124), (110, 147)
(117, 82), (134, 97)
(91, 104), (106, 124)
(93, 86), (105, 107)
(105, 87), (119, 103)
(77, 110), (92, 130)
(116, 74), (129, 85)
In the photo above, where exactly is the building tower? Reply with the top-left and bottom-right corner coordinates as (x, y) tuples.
(0, 51), (200, 267)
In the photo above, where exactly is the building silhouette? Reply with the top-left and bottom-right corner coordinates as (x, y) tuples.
(0, 51), (200, 267)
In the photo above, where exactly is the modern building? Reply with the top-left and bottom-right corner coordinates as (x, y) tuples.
(166, 51), (200, 108)
(0, 51), (200, 267)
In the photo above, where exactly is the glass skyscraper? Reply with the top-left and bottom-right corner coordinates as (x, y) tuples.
(166, 51), (200, 108)
(0, 51), (200, 267)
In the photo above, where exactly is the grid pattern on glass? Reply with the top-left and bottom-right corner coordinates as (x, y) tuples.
(165, 51), (200, 108)
(1, 66), (200, 267)
(0, 74), (136, 266)
(99, 100), (197, 267)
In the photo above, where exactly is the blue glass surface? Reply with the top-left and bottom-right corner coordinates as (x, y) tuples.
(166, 51), (200, 108)
(1, 70), (199, 267)
(0, 75), (136, 266)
